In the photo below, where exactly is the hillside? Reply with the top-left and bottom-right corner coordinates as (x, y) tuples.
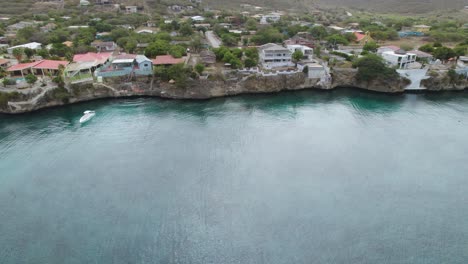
(203, 0), (467, 13)
(0, 0), (465, 16)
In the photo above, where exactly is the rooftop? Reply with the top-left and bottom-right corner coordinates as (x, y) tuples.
(152, 55), (184, 65)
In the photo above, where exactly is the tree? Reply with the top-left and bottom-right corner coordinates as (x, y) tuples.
(363, 41), (379, 52)
(433, 47), (456, 61)
(145, 40), (170, 58)
(222, 51), (235, 63)
(250, 26), (284, 45)
(190, 36), (203, 53)
(244, 57), (257, 67)
(353, 54), (398, 81)
(169, 45), (186, 58)
(245, 18), (257, 31)
(25, 74), (38, 85)
(12, 48), (24, 61)
(309, 26), (328, 40)
(221, 34), (237, 46)
(326, 34), (349, 46)
(195, 63), (205, 75)
(179, 23), (193, 37)
(418, 44), (434, 53)
(292, 50), (304, 64)
(124, 39), (138, 53)
(23, 48), (35, 59)
(344, 32), (357, 43)
(453, 45), (467, 57)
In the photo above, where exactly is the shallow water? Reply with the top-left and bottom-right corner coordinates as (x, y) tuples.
(1, 89), (468, 264)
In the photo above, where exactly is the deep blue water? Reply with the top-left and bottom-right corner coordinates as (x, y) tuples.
(1, 89), (468, 264)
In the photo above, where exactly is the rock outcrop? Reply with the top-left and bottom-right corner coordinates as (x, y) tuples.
(331, 68), (407, 93)
(421, 70), (468, 91)
(1, 68), (465, 114)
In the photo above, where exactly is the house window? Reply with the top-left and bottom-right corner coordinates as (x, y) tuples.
(144, 64), (148, 67)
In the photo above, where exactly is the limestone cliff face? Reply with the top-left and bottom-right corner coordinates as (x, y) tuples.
(1, 68), (462, 114)
(421, 70), (468, 91)
(331, 68), (407, 93)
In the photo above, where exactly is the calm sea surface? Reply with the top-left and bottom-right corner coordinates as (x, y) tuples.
(1, 89), (468, 264)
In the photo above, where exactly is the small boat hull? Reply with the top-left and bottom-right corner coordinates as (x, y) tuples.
(79, 111), (95, 123)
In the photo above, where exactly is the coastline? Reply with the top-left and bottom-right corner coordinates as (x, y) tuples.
(1, 70), (466, 114)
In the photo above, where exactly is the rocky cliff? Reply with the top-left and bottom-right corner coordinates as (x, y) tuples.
(331, 68), (408, 93)
(0, 68), (465, 114)
(421, 70), (468, 91)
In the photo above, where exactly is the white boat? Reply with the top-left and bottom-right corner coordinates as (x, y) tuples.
(79, 110), (96, 123)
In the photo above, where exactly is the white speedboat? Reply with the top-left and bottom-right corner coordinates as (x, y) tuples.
(79, 110), (96, 123)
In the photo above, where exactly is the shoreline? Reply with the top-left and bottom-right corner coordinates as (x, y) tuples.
(1, 84), (466, 115)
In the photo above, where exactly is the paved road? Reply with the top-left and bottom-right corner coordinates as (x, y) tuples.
(205, 31), (222, 48)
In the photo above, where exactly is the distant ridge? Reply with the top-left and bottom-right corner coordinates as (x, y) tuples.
(203, 0), (466, 13)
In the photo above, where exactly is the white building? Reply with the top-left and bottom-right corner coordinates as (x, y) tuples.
(381, 49), (417, 69)
(125, 6), (138, 13)
(259, 43), (293, 69)
(286, 45), (313, 60)
(260, 13), (281, 24)
(7, 42), (42, 54)
(191, 16), (205, 22)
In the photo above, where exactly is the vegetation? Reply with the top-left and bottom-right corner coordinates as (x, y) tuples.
(0, 91), (22, 109)
(353, 54), (399, 82)
(25, 74), (37, 84)
(292, 50), (304, 64)
(195, 64), (205, 75)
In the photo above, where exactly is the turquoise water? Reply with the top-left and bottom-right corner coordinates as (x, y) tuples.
(1, 89), (468, 264)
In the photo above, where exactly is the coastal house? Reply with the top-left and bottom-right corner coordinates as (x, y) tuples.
(297, 61), (327, 79)
(7, 42), (42, 54)
(381, 49), (417, 69)
(354, 31), (373, 45)
(286, 45), (314, 60)
(91, 41), (118, 52)
(65, 52), (112, 79)
(259, 43), (293, 69)
(152, 55), (185, 67)
(200, 50), (216, 65)
(7, 59), (68, 77)
(95, 54), (153, 77)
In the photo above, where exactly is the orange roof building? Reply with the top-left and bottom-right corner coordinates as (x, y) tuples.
(7, 60), (68, 77)
(354, 31), (374, 45)
(152, 55), (185, 66)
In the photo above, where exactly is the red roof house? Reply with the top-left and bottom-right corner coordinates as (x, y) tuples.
(7, 60), (68, 77)
(354, 31), (374, 44)
(73, 52), (112, 65)
(152, 55), (185, 66)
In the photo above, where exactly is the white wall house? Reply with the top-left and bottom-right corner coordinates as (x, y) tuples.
(381, 49), (417, 69)
(260, 14), (281, 24)
(125, 6), (138, 13)
(286, 45), (313, 60)
(259, 43), (293, 69)
(7, 42), (42, 54)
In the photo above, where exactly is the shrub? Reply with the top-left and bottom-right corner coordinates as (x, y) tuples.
(2, 78), (16, 86)
(354, 54), (399, 82)
(195, 63), (205, 75)
(25, 74), (37, 84)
